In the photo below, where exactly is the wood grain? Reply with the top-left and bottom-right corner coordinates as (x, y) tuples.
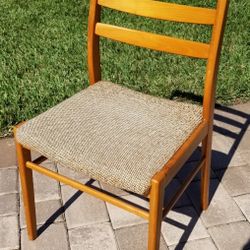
(88, 0), (101, 84)
(95, 23), (210, 59)
(26, 161), (149, 220)
(98, 0), (216, 25)
(201, 0), (229, 210)
(14, 126), (37, 240)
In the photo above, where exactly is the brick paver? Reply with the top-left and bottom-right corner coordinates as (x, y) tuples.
(0, 103), (249, 249)
(215, 165), (250, 196)
(69, 223), (118, 250)
(20, 199), (64, 228)
(168, 238), (217, 250)
(208, 221), (250, 250)
(106, 195), (148, 229)
(31, 161), (61, 202)
(0, 138), (16, 168)
(61, 184), (109, 229)
(21, 223), (69, 250)
(161, 206), (209, 246)
(0, 167), (18, 195)
(187, 179), (245, 227)
(234, 194), (250, 222)
(115, 223), (168, 250)
(0, 193), (18, 216)
(0, 215), (19, 249)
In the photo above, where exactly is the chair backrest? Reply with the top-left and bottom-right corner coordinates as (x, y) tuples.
(87, 0), (229, 124)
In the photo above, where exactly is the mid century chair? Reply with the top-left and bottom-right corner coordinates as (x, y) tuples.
(14, 0), (229, 249)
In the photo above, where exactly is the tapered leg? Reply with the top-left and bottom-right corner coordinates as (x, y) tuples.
(14, 129), (37, 240)
(148, 180), (164, 250)
(201, 132), (212, 210)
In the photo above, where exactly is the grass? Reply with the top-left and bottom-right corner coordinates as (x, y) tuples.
(0, 0), (249, 137)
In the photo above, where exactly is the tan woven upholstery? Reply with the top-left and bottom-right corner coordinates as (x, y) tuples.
(16, 81), (203, 195)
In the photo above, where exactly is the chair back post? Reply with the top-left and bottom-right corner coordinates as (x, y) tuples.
(203, 0), (229, 125)
(88, 0), (101, 84)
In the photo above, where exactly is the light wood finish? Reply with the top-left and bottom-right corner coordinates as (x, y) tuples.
(88, 0), (101, 84)
(26, 161), (149, 220)
(98, 0), (216, 25)
(14, 127), (37, 240)
(95, 23), (210, 59)
(201, 0), (229, 210)
(153, 121), (208, 186)
(16, 0), (229, 248)
(201, 135), (212, 209)
(162, 158), (205, 218)
(148, 180), (164, 250)
(203, 0), (229, 123)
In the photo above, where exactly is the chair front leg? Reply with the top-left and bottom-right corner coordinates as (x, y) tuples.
(148, 180), (164, 250)
(201, 131), (212, 210)
(15, 137), (37, 240)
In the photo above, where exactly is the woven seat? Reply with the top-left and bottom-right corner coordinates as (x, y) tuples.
(17, 81), (202, 195)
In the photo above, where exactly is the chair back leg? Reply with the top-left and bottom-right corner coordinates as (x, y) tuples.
(201, 132), (212, 210)
(15, 136), (37, 240)
(148, 181), (164, 249)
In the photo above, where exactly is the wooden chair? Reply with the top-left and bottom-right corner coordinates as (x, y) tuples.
(14, 0), (229, 249)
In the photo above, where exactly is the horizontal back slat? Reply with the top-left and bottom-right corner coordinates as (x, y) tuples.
(95, 23), (210, 59)
(98, 0), (216, 25)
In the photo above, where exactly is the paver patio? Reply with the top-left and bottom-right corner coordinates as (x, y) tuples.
(0, 103), (249, 250)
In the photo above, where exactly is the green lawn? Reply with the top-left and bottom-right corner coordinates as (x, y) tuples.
(0, 0), (249, 137)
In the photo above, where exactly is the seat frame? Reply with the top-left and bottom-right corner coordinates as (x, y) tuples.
(15, 0), (229, 249)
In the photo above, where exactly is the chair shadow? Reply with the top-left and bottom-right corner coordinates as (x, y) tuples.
(242, 239), (250, 250)
(37, 179), (95, 236)
(37, 92), (249, 249)
(165, 91), (250, 249)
